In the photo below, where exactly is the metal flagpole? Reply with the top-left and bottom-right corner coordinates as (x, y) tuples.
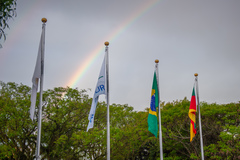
(194, 73), (204, 160)
(155, 60), (163, 160)
(36, 18), (47, 160)
(105, 41), (110, 160)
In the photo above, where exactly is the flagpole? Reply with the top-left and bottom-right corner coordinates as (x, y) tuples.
(155, 60), (163, 160)
(36, 18), (47, 160)
(194, 73), (204, 160)
(105, 41), (110, 160)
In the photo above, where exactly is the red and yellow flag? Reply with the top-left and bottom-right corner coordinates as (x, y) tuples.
(189, 87), (197, 142)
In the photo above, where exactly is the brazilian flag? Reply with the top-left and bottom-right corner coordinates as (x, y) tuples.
(148, 70), (159, 137)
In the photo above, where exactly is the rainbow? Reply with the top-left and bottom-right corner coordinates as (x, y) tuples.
(67, 0), (160, 88)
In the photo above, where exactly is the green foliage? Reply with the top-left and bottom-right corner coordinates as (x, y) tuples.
(0, 81), (239, 159)
(0, 81), (35, 159)
(156, 98), (240, 159)
(204, 103), (240, 160)
(0, 0), (17, 48)
(40, 87), (92, 159)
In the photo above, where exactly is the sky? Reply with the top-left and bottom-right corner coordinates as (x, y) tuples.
(0, 0), (240, 111)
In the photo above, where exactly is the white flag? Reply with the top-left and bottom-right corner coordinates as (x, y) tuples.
(30, 25), (45, 121)
(87, 55), (106, 131)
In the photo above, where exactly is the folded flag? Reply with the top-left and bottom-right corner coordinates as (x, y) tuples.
(148, 70), (159, 137)
(87, 55), (106, 131)
(189, 86), (197, 142)
(30, 25), (45, 121)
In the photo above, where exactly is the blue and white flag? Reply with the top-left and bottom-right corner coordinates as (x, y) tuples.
(87, 55), (106, 131)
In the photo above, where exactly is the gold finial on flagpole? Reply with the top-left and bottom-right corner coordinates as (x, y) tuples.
(155, 59), (159, 63)
(194, 73), (198, 77)
(105, 41), (109, 46)
(41, 18), (47, 23)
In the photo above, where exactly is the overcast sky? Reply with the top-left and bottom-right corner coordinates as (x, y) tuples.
(0, 0), (239, 111)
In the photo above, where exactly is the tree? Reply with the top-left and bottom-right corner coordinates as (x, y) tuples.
(40, 87), (92, 159)
(0, 81), (36, 159)
(158, 99), (240, 159)
(0, 81), (239, 159)
(0, 82), (93, 159)
(204, 103), (240, 160)
(0, 0), (17, 48)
